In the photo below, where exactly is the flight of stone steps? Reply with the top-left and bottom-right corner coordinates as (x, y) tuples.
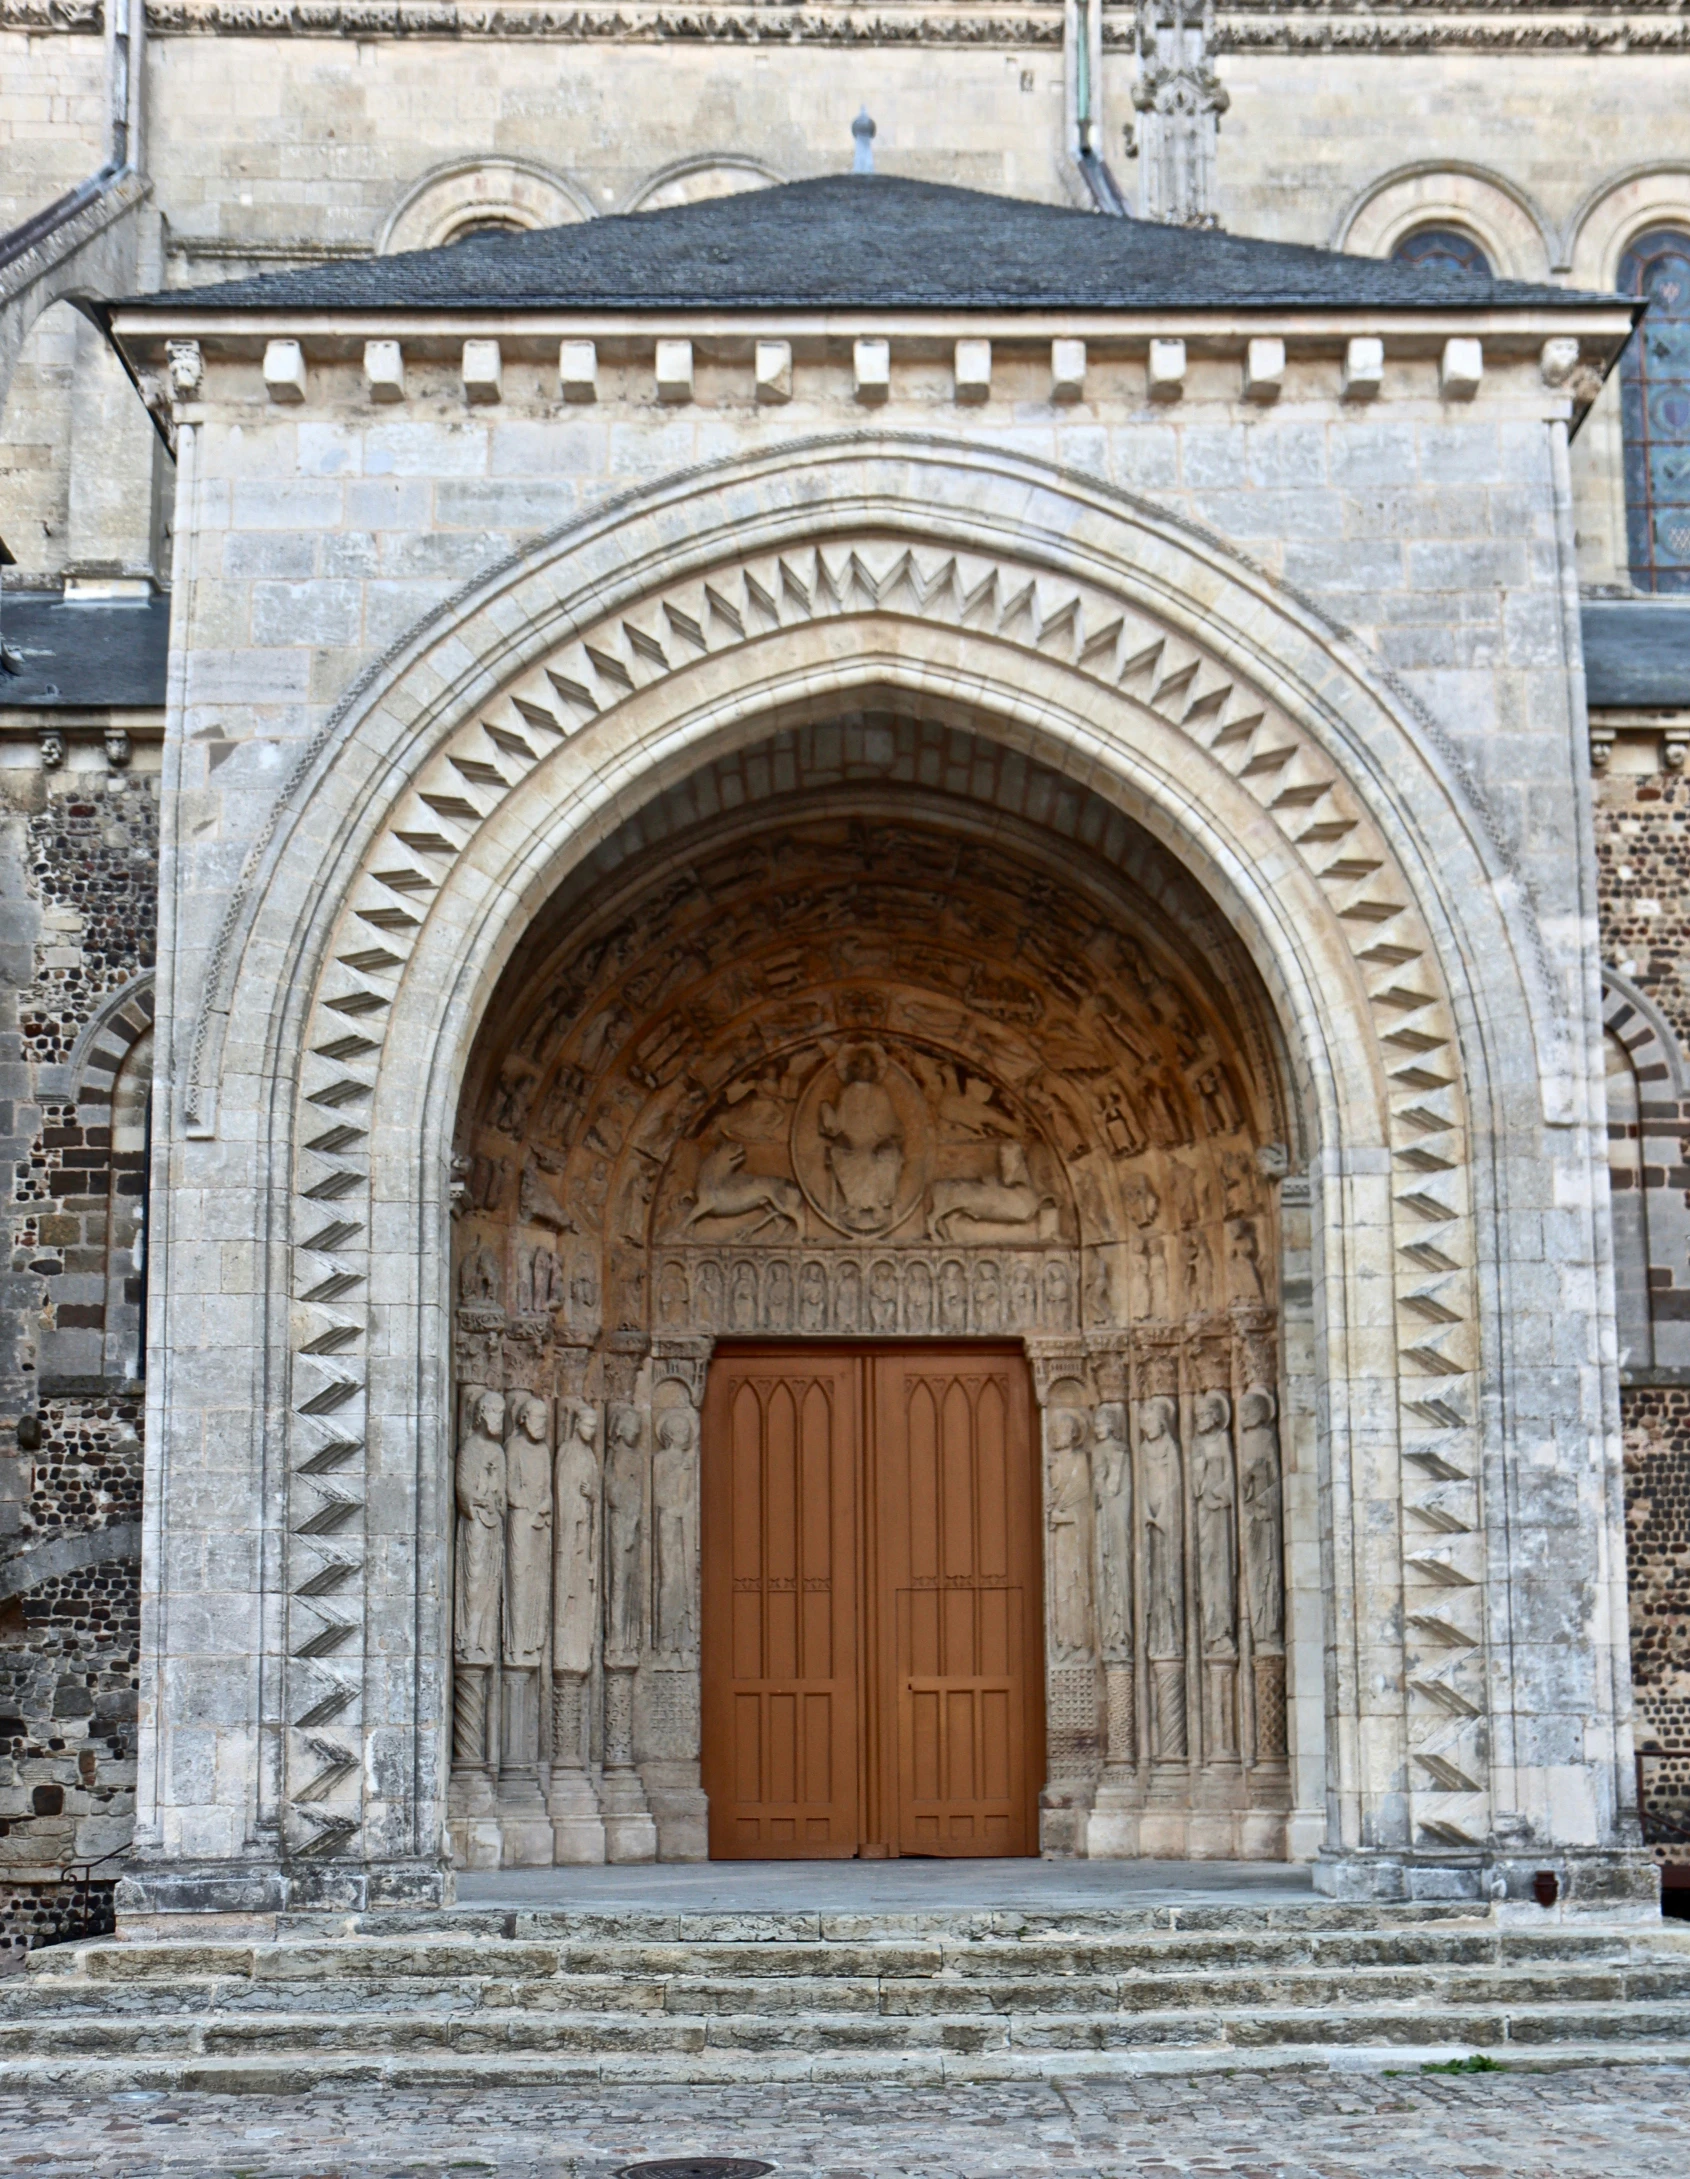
(7, 1900), (1690, 2088)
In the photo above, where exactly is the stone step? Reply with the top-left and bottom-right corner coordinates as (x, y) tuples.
(275, 1901), (1485, 1943)
(5, 1998), (1690, 2068)
(32, 1923), (1683, 1986)
(13, 2040), (1690, 2095)
(15, 1956), (1690, 2022)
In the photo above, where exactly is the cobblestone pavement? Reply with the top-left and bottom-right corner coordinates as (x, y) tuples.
(1, 2067), (1688, 2178)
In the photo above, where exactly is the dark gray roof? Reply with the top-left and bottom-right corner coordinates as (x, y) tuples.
(1584, 598), (1690, 708)
(123, 176), (1620, 317)
(0, 590), (169, 709)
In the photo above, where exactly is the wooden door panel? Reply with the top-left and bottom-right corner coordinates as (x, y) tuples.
(874, 1352), (1041, 1858)
(703, 1343), (1040, 1860)
(702, 1352), (860, 1857)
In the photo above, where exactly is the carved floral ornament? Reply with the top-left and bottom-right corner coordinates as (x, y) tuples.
(12, 1), (1690, 53)
(275, 515), (1490, 1854)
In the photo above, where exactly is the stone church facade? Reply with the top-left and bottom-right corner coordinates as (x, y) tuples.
(3, 6), (1690, 1950)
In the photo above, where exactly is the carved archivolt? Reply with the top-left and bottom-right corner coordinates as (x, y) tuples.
(441, 782), (1295, 1854)
(280, 525), (1486, 1860)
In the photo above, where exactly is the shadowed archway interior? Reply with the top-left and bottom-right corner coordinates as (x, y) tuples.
(446, 715), (1305, 1868)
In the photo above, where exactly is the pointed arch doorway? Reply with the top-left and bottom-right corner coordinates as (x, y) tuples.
(701, 1343), (1044, 1859)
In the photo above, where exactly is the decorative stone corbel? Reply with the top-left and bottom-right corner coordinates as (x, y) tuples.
(1664, 726), (1690, 772)
(1589, 725), (1616, 771)
(263, 339), (307, 404)
(754, 340), (792, 404)
(166, 340), (202, 399)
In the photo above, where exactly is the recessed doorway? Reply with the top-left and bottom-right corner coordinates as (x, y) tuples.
(700, 1344), (1044, 1859)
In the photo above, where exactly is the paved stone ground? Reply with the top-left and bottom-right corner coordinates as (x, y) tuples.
(2, 2068), (1689, 2178)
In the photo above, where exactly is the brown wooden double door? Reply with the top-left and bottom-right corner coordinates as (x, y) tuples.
(701, 1345), (1044, 1859)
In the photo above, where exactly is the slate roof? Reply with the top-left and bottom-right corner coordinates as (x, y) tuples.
(0, 591), (169, 709)
(1583, 598), (1690, 708)
(120, 176), (1621, 317)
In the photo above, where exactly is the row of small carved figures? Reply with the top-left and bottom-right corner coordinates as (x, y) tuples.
(456, 1241), (1273, 1333)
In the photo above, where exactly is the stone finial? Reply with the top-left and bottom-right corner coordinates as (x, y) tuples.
(1147, 338), (1185, 403)
(462, 340), (503, 405)
(1243, 337), (1285, 406)
(853, 338), (890, 405)
(1051, 338), (1087, 404)
(262, 339), (307, 405)
(655, 339), (694, 405)
(755, 340), (793, 405)
(363, 340), (405, 404)
(1440, 337), (1484, 401)
(954, 339), (991, 405)
(852, 106), (877, 175)
(1343, 336), (1384, 402)
(559, 340), (598, 404)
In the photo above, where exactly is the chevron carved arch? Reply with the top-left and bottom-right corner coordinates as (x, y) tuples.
(275, 526), (1489, 1863)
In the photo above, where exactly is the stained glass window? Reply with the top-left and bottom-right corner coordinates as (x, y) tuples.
(1390, 227), (1493, 279)
(1619, 229), (1690, 594)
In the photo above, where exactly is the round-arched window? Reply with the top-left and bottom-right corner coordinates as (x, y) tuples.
(1389, 227), (1493, 279)
(1619, 228), (1690, 594)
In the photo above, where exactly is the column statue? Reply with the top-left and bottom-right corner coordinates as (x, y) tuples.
(1238, 1387), (1284, 1648)
(1092, 1400), (1136, 1773)
(1193, 1386), (1240, 1760)
(1239, 1384), (1288, 1762)
(453, 1388), (506, 1771)
(1045, 1408), (1095, 1663)
(1138, 1393), (1187, 1761)
(548, 1396), (605, 1862)
(601, 1400), (656, 1860)
(652, 1405), (699, 1658)
(498, 1391), (554, 1860)
(1192, 1391), (1237, 1657)
(604, 1402), (646, 1664)
(503, 1393), (553, 1671)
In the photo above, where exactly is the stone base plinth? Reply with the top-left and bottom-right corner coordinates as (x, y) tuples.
(546, 1767), (607, 1865)
(599, 1768), (658, 1863)
(115, 1853), (451, 1934)
(1315, 1844), (1661, 1917)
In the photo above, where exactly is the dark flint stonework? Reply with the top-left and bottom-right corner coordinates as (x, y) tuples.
(1, 760), (155, 1958)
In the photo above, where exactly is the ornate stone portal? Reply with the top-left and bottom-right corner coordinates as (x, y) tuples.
(449, 756), (1297, 1865)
